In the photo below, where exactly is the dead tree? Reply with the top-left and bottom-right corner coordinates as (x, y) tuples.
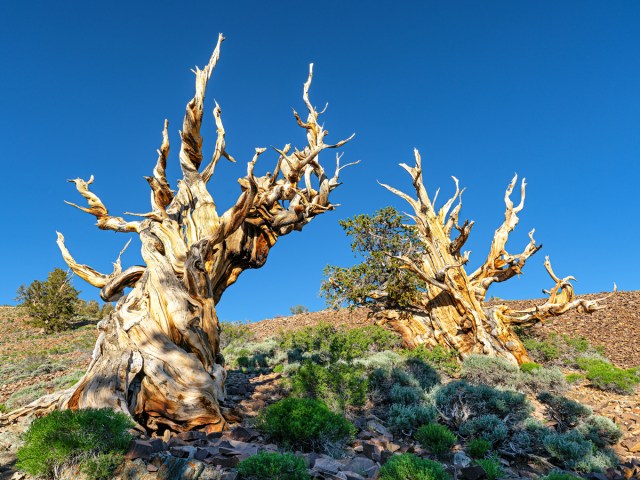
(5, 35), (353, 432)
(373, 150), (614, 364)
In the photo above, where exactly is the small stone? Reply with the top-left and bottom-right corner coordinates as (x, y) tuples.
(177, 430), (206, 442)
(344, 455), (376, 474)
(313, 456), (342, 475)
(124, 439), (155, 460)
(454, 451), (471, 468)
(146, 464), (159, 472)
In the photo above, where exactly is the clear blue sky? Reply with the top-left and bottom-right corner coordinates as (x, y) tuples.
(0, 1), (637, 322)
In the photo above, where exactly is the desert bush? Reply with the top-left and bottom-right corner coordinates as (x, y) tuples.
(223, 339), (279, 371)
(475, 454), (504, 480)
(461, 355), (520, 390)
(386, 404), (437, 435)
(459, 414), (508, 446)
(289, 361), (368, 412)
(461, 355), (567, 394)
(256, 398), (355, 454)
(16, 268), (80, 332)
(219, 321), (255, 349)
(405, 345), (459, 376)
(522, 334), (605, 366)
(354, 350), (403, 370)
(520, 362), (542, 373)
(5, 383), (47, 409)
(576, 415), (622, 448)
(16, 408), (133, 479)
(434, 381), (531, 427)
(237, 452), (309, 480)
(415, 423), (456, 454)
(82, 453), (125, 480)
(541, 430), (593, 470)
(369, 366), (421, 405)
(280, 323), (399, 364)
(509, 429), (533, 453)
(537, 392), (591, 431)
(390, 384), (424, 405)
(542, 472), (581, 480)
(289, 305), (309, 315)
(378, 453), (451, 480)
(565, 373), (585, 384)
(522, 366), (568, 394)
(402, 356), (441, 390)
(576, 357), (640, 394)
(466, 438), (491, 458)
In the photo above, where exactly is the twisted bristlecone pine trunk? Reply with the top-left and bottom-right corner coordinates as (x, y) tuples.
(374, 150), (614, 364)
(5, 34), (354, 433)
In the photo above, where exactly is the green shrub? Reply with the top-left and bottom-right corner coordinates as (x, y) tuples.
(522, 338), (560, 363)
(369, 366), (421, 405)
(289, 305), (309, 315)
(414, 423), (456, 454)
(256, 398), (355, 454)
(237, 452), (309, 480)
(223, 339), (279, 371)
(576, 415), (622, 448)
(466, 438), (491, 458)
(523, 334), (605, 367)
(403, 356), (440, 390)
(290, 361), (368, 412)
(16, 408), (133, 478)
(522, 366), (568, 394)
(565, 373), (585, 384)
(379, 453), (451, 480)
(405, 345), (460, 376)
(542, 471), (581, 480)
(475, 454), (504, 480)
(434, 381), (531, 427)
(459, 414), (508, 446)
(576, 357), (640, 394)
(16, 268), (80, 332)
(520, 362), (542, 373)
(537, 392), (591, 431)
(386, 404), (437, 435)
(541, 430), (593, 470)
(0, 403), (7, 414)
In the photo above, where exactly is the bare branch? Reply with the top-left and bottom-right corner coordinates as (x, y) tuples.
(65, 176), (140, 233)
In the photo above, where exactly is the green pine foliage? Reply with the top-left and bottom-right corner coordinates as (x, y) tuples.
(466, 438), (492, 458)
(16, 268), (80, 332)
(321, 207), (425, 310)
(475, 454), (505, 480)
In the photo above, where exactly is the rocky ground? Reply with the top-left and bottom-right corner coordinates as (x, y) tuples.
(0, 291), (639, 479)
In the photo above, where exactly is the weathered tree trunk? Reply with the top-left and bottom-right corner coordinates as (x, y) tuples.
(375, 150), (613, 364)
(4, 34), (354, 433)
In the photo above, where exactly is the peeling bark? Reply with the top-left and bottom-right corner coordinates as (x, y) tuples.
(5, 34), (353, 433)
(376, 150), (614, 364)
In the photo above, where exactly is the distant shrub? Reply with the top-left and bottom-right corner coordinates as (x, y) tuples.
(0, 403), (7, 414)
(466, 438), (491, 458)
(219, 321), (255, 349)
(475, 454), (504, 480)
(386, 404), (437, 435)
(289, 305), (309, 315)
(509, 429), (533, 453)
(256, 398), (355, 454)
(415, 423), (456, 454)
(379, 453), (451, 480)
(523, 334), (605, 367)
(459, 414), (508, 446)
(237, 452), (309, 480)
(353, 350), (403, 370)
(434, 381), (531, 427)
(537, 392), (591, 431)
(369, 366), (421, 405)
(280, 323), (399, 364)
(542, 471), (581, 480)
(289, 361), (368, 412)
(461, 355), (567, 394)
(16, 408), (133, 479)
(223, 339), (278, 371)
(461, 355), (520, 389)
(522, 338), (560, 363)
(16, 268), (80, 332)
(541, 430), (593, 470)
(576, 415), (622, 448)
(520, 362), (542, 374)
(406, 345), (459, 376)
(403, 357), (440, 390)
(565, 373), (585, 384)
(576, 357), (640, 394)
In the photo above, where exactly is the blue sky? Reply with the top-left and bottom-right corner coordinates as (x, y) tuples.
(0, 1), (637, 322)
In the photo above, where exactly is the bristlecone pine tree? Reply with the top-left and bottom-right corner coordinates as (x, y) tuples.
(5, 35), (354, 433)
(325, 150), (614, 365)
